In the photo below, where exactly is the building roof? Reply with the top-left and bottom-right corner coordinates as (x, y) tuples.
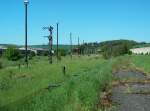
(0, 46), (7, 49)
(130, 47), (150, 54)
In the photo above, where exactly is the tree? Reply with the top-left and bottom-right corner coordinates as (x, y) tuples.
(4, 46), (21, 61)
(101, 40), (136, 59)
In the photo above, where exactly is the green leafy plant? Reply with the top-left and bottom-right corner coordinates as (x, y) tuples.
(58, 52), (62, 61)
(0, 75), (12, 90)
(4, 46), (21, 61)
(0, 60), (3, 69)
(58, 49), (67, 56)
(101, 40), (133, 59)
(29, 51), (36, 60)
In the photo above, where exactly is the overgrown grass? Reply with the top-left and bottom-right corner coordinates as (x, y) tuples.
(0, 55), (113, 111)
(111, 55), (132, 73)
(131, 55), (150, 74)
(1, 54), (149, 111)
(0, 57), (23, 68)
(0, 60), (3, 69)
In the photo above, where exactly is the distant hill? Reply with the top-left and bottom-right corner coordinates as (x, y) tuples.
(99, 40), (150, 49)
(133, 42), (150, 48)
(0, 44), (77, 50)
(0, 44), (17, 47)
(1, 40), (150, 50)
(99, 40), (138, 48)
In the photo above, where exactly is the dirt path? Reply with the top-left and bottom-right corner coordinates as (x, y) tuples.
(111, 71), (150, 111)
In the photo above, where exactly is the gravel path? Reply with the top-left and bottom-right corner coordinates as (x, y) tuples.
(111, 71), (150, 111)
(114, 71), (147, 80)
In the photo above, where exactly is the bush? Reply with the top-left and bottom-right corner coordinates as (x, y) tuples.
(102, 41), (131, 59)
(102, 50), (112, 59)
(146, 52), (149, 55)
(0, 75), (11, 90)
(4, 46), (21, 61)
(29, 51), (36, 60)
(43, 51), (49, 56)
(128, 50), (132, 55)
(58, 52), (62, 61)
(0, 61), (3, 69)
(58, 49), (67, 56)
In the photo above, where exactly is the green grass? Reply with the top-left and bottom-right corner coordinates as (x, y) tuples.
(0, 57), (21, 68)
(1, 54), (150, 111)
(131, 55), (150, 74)
(0, 55), (113, 111)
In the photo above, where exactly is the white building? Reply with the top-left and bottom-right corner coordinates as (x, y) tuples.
(130, 47), (150, 54)
(0, 46), (49, 56)
(0, 46), (7, 55)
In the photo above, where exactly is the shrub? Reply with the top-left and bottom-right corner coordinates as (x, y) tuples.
(146, 52), (149, 55)
(58, 52), (62, 61)
(0, 61), (3, 69)
(4, 46), (21, 61)
(29, 51), (36, 60)
(43, 51), (49, 56)
(102, 42), (131, 59)
(0, 75), (11, 90)
(128, 50), (132, 55)
(102, 50), (112, 59)
(58, 49), (67, 56)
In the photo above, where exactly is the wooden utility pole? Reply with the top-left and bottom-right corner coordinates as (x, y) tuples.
(70, 33), (72, 59)
(83, 40), (84, 55)
(56, 23), (59, 61)
(50, 27), (53, 64)
(78, 37), (80, 56)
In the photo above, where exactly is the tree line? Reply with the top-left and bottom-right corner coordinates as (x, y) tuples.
(0, 40), (149, 62)
(100, 40), (137, 59)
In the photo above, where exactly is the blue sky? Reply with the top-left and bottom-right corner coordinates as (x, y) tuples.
(0, 0), (150, 45)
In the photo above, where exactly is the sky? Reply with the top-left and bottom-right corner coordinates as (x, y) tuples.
(0, 0), (150, 45)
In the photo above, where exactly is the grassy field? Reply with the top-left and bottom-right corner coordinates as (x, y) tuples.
(0, 55), (113, 111)
(0, 54), (149, 111)
(131, 55), (150, 74)
(114, 55), (150, 74)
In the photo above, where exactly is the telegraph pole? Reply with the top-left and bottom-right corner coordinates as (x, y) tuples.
(78, 37), (80, 56)
(70, 33), (72, 59)
(43, 26), (54, 64)
(24, 0), (29, 67)
(83, 40), (84, 55)
(56, 23), (59, 61)
(50, 27), (53, 64)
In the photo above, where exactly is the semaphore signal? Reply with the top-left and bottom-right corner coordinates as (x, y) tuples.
(43, 26), (54, 64)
